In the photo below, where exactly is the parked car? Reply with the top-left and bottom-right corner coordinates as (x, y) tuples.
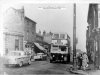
(34, 53), (47, 60)
(25, 50), (34, 61)
(4, 51), (31, 67)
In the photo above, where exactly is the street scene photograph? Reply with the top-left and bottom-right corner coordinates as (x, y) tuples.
(0, 1), (100, 75)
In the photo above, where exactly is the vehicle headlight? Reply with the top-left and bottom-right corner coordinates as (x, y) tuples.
(62, 55), (63, 58)
(53, 55), (55, 57)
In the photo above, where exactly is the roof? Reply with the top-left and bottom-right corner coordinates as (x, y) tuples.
(25, 16), (37, 24)
(52, 32), (70, 38)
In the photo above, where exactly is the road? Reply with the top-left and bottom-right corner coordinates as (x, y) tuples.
(0, 58), (76, 75)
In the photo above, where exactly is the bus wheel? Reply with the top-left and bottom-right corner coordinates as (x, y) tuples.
(64, 57), (67, 64)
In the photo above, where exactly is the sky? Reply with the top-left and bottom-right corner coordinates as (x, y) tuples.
(0, 3), (89, 54)
(24, 3), (89, 52)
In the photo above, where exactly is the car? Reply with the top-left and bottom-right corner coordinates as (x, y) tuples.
(25, 50), (34, 61)
(34, 53), (47, 60)
(4, 51), (31, 67)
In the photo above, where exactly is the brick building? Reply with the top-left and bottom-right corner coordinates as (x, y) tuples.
(24, 17), (36, 49)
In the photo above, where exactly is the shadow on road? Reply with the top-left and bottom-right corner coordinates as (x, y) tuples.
(5, 63), (31, 68)
(51, 61), (72, 64)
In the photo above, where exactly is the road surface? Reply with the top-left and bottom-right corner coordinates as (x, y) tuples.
(0, 58), (76, 75)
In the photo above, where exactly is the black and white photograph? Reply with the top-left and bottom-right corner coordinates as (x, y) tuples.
(0, 0), (100, 75)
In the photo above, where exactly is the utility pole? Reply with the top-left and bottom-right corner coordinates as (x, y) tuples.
(73, 3), (77, 70)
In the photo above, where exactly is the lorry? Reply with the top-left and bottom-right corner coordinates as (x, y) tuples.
(50, 32), (71, 63)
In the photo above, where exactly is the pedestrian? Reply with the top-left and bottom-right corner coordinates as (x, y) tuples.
(77, 53), (82, 69)
(91, 51), (95, 64)
(82, 52), (89, 70)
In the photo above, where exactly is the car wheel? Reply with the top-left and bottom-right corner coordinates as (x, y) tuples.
(64, 57), (67, 61)
(19, 61), (23, 67)
(28, 59), (31, 65)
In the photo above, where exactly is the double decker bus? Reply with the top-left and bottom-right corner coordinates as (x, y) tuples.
(50, 32), (71, 63)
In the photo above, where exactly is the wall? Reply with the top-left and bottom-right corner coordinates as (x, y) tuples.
(35, 34), (43, 43)
(43, 34), (52, 44)
(87, 4), (100, 67)
(3, 7), (24, 54)
(3, 7), (24, 34)
(24, 17), (36, 43)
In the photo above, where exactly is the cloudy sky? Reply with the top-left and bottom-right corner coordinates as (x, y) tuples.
(24, 3), (89, 52)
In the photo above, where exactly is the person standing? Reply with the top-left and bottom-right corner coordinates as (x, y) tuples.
(77, 53), (82, 69)
(91, 51), (95, 63)
(82, 52), (89, 70)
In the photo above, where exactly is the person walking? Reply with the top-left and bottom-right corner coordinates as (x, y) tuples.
(82, 52), (89, 70)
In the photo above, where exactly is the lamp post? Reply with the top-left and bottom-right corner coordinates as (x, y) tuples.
(73, 3), (77, 70)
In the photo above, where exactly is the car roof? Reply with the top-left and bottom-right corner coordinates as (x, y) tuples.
(9, 51), (25, 53)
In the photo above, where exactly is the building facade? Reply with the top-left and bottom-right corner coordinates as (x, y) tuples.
(3, 7), (25, 55)
(35, 33), (43, 45)
(43, 32), (52, 44)
(87, 4), (100, 68)
(24, 17), (36, 49)
(3, 6), (36, 55)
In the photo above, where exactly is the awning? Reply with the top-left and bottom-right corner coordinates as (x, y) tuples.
(25, 42), (34, 48)
(34, 43), (46, 51)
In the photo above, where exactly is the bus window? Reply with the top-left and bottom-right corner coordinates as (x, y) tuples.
(60, 34), (65, 39)
(59, 46), (66, 51)
(54, 34), (59, 39)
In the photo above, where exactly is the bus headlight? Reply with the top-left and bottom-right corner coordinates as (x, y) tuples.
(53, 55), (55, 57)
(62, 55), (63, 58)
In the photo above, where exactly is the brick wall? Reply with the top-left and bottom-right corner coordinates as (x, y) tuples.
(24, 17), (36, 43)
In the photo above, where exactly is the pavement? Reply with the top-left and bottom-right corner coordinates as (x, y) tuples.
(68, 64), (100, 75)
(70, 70), (88, 75)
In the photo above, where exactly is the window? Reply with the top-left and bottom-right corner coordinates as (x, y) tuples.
(53, 45), (58, 47)
(15, 39), (19, 50)
(59, 46), (66, 51)
(52, 45), (58, 50)
(60, 34), (65, 39)
(54, 34), (59, 39)
(57, 39), (61, 44)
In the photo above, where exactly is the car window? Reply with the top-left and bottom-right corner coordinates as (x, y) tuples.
(8, 52), (21, 56)
(23, 52), (27, 55)
(24, 52), (29, 55)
